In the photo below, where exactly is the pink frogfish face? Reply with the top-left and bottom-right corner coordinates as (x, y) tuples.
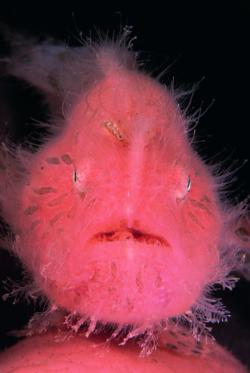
(5, 63), (223, 327)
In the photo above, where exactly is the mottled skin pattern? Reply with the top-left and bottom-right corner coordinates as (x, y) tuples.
(0, 32), (249, 370)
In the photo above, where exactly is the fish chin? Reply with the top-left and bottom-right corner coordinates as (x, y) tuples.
(39, 235), (204, 326)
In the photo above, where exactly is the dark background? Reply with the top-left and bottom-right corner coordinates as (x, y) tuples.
(0, 2), (249, 369)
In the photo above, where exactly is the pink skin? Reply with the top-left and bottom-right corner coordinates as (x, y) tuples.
(0, 332), (247, 373)
(1, 64), (222, 326)
(0, 34), (250, 367)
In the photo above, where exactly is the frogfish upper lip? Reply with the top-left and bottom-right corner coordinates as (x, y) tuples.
(91, 227), (170, 247)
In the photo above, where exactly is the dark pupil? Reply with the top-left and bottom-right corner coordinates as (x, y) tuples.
(74, 170), (78, 182)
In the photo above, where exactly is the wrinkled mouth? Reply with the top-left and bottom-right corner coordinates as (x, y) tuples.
(91, 228), (169, 247)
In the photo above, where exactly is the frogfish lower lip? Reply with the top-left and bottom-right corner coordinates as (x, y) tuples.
(91, 228), (170, 247)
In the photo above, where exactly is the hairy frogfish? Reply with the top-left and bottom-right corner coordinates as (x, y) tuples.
(0, 29), (249, 371)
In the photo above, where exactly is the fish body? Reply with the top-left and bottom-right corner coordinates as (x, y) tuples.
(0, 32), (249, 340)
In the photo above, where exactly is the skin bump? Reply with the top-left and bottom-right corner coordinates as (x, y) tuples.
(24, 205), (38, 215)
(46, 157), (61, 165)
(33, 187), (57, 195)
